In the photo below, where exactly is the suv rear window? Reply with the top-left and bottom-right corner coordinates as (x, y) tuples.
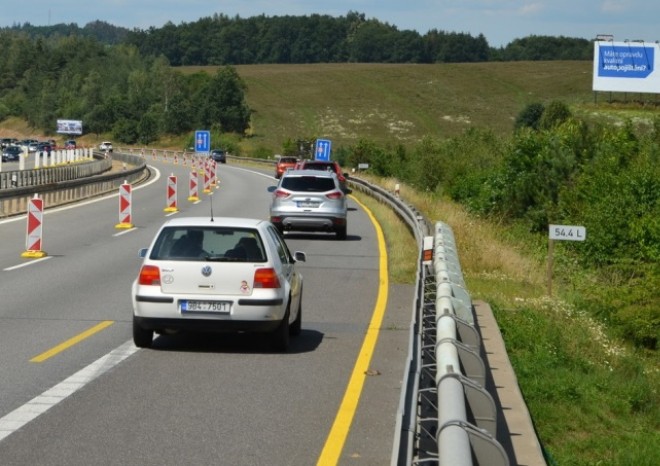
(302, 162), (334, 171)
(281, 176), (335, 192)
(278, 157), (297, 164)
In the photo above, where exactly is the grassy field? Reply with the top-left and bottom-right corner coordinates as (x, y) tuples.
(184, 61), (599, 154)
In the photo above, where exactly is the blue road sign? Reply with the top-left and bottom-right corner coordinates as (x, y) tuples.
(195, 130), (211, 153)
(315, 139), (332, 161)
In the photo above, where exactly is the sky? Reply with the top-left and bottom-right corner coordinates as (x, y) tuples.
(1, 1), (659, 48)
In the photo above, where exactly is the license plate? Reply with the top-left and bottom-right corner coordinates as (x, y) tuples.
(297, 201), (320, 208)
(181, 300), (231, 313)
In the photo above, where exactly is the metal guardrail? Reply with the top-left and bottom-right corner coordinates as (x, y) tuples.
(0, 152), (147, 218)
(348, 177), (509, 466)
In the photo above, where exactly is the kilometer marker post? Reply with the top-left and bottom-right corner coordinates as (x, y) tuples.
(547, 224), (586, 296)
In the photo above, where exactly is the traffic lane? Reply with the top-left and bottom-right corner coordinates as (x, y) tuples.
(0, 164), (170, 417)
(0, 183), (388, 464)
(0, 162), (270, 414)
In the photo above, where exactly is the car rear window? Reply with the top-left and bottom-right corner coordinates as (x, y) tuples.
(281, 176), (335, 192)
(279, 157), (297, 164)
(303, 162), (335, 172)
(150, 227), (266, 262)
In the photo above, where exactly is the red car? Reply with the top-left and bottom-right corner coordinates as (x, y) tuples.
(274, 156), (298, 179)
(296, 160), (351, 193)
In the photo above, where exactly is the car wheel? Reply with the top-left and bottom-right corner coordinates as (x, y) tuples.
(271, 304), (290, 351)
(290, 288), (302, 336)
(336, 225), (347, 240)
(133, 317), (153, 348)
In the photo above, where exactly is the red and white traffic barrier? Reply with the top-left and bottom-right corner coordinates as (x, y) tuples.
(188, 171), (200, 202)
(210, 160), (218, 188)
(115, 181), (134, 229)
(164, 174), (178, 212)
(203, 161), (212, 194)
(22, 194), (47, 258)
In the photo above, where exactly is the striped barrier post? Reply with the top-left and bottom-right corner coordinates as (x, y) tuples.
(21, 194), (47, 258)
(188, 171), (200, 202)
(115, 181), (134, 229)
(164, 174), (178, 212)
(210, 160), (218, 188)
(203, 161), (212, 194)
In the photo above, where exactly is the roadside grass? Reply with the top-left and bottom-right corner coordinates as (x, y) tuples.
(358, 174), (660, 466)
(349, 190), (417, 285)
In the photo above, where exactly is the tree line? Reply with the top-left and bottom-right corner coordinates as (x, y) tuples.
(0, 32), (250, 144)
(0, 13), (593, 144)
(4, 11), (593, 65)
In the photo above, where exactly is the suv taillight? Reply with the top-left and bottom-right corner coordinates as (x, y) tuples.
(273, 189), (290, 199)
(138, 265), (161, 285)
(253, 268), (281, 288)
(326, 190), (343, 200)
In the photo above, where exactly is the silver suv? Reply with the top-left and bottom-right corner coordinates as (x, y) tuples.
(269, 169), (348, 240)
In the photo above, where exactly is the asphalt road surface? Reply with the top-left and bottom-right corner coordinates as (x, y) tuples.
(0, 159), (413, 465)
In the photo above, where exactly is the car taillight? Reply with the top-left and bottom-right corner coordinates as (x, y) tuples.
(326, 190), (343, 200)
(253, 268), (281, 289)
(138, 265), (161, 286)
(273, 189), (290, 199)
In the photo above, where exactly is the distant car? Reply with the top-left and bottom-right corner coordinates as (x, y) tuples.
(99, 141), (113, 152)
(2, 145), (22, 162)
(210, 149), (226, 163)
(296, 159), (351, 193)
(64, 140), (77, 149)
(131, 216), (306, 351)
(275, 156), (298, 179)
(269, 169), (348, 239)
(37, 142), (52, 155)
(0, 138), (17, 148)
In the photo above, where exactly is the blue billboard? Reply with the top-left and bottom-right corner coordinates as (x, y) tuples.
(593, 41), (660, 93)
(597, 45), (654, 78)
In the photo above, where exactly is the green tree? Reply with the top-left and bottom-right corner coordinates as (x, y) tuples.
(196, 66), (251, 133)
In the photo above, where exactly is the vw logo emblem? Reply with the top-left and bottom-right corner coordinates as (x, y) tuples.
(201, 265), (212, 277)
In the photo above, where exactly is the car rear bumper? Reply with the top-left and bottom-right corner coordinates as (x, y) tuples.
(133, 293), (287, 325)
(134, 316), (282, 333)
(271, 214), (346, 232)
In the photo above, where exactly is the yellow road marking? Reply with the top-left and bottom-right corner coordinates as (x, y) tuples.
(317, 196), (389, 465)
(30, 321), (115, 363)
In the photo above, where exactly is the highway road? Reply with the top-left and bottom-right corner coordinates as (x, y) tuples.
(0, 159), (413, 465)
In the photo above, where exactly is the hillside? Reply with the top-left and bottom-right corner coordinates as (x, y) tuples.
(228, 61), (596, 153)
(3, 60), (656, 154)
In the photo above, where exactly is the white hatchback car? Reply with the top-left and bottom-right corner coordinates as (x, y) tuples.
(131, 217), (305, 351)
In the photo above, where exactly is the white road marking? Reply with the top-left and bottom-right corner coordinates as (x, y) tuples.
(0, 340), (140, 442)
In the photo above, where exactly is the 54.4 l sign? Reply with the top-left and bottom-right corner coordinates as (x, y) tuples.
(549, 224), (586, 241)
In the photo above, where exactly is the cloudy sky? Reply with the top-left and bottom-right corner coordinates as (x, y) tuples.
(1, 1), (658, 47)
